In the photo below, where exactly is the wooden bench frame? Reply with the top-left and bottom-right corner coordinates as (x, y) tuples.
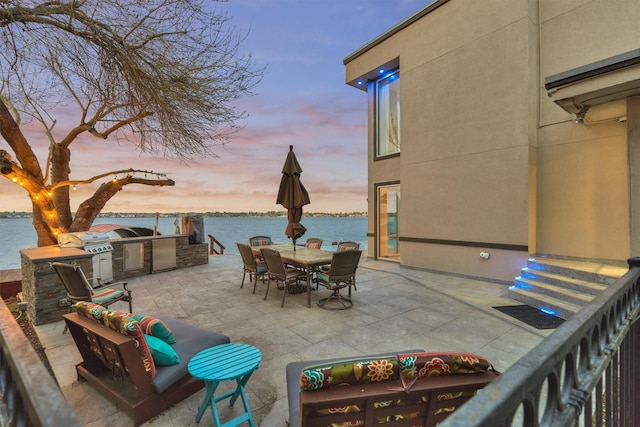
(298, 371), (499, 427)
(64, 312), (210, 426)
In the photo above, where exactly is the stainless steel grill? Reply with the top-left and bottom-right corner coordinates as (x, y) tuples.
(58, 232), (113, 285)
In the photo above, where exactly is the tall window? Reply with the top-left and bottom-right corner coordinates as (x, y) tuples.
(376, 70), (400, 158)
(378, 184), (400, 260)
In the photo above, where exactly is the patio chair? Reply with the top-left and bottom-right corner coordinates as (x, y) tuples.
(260, 248), (306, 307)
(249, 235), (273, 247)
(237, 242), (267, 294)
(52, 262), (132, 332)
(320, 241), (362, 291)
(336, 241), (360, 251)
(304, 238), (323, 249)
(314, 249), (362, 310)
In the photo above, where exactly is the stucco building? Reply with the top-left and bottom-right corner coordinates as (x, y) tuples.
(344, 0), (640, 282)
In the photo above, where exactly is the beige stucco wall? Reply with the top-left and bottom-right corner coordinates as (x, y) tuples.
(350, 0), (540, 281)
(536, 0), (636, 260)
(348, 0), (638, 281)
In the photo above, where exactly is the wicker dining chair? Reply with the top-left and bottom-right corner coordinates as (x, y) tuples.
(249, 235), (273, 247)
(237, 243), (268, 294)
(314, 250), (362, 310)
(304, 238), (323, 249)
(320, 241), (361, 291)
(260, 248), (306, 307)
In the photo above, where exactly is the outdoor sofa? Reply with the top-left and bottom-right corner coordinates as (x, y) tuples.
(286, 350), (499, 426)
(64, 301), (230, 426)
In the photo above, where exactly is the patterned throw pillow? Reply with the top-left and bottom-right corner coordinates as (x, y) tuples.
(300, 358), (399, 391)
(102, 310), (156, 379)
(72, 301), (107, 322)
(397, 352), (493, 385)
(130, 314), (176, 344)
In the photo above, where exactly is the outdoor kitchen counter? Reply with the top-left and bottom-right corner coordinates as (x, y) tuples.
(20, 246), (93, 263)
(20, 246), (93, 326)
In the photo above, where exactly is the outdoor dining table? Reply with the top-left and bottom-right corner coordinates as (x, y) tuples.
(252, 243), (334, 307)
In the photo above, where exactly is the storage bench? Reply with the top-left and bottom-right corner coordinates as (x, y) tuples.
(286, 350), (499, 427)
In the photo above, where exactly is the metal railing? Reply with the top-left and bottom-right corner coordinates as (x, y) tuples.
(0, 299), (80, 427)
(441, 257), (640, 427)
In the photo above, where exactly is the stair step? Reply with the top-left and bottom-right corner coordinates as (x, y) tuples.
(527, 257), (626, 285)
(505, 287), (580, 320)
(518, 269), (606, 295)
(513, 278), (594, 305)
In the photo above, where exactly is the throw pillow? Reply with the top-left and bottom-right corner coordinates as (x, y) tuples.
(396, 352), (494, 385)
(130, 314), (176, 344)
(72, 301), (106, 323)
(144, 334), (180, 366)
(102, 310), (156, 379)
(300, 358), (399, 391)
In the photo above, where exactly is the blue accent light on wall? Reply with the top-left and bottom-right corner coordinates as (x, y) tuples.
(357, 80), (363, 86)
(379, 68), (385, 74)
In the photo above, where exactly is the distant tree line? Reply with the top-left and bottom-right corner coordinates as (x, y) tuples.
(0, 211), (367, 219)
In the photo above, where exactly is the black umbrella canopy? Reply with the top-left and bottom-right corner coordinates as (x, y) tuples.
(276, 145), (310, 246)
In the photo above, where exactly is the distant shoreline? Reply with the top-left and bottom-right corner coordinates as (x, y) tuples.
(0, 211), (367, 219)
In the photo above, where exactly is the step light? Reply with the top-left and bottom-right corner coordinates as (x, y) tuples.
(540, 307), (557, 316)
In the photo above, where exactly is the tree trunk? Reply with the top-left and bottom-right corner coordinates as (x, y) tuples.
(51, 144), (73, 228)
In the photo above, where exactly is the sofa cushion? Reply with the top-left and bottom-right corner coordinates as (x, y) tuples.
(300, 357), (399, 391)
(286, 349), (424, 427)
(151, 316), (231, 394)
(102, 310), (156, 379)
(131, 314), (176, 344)
(397, 352), (493, 380)
(73, 301), (107, 322)
(145, 334), (180, 366)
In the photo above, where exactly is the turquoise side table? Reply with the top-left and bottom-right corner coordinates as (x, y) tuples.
(188, 343), (262, 426)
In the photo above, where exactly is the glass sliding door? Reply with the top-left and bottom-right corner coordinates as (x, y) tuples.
(377, 184), (400, 260)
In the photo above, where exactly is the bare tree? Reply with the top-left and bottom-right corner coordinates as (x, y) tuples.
(0, 0), (263, 246)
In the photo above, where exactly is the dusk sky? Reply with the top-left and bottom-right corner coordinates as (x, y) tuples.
(0, 0), (428, 214)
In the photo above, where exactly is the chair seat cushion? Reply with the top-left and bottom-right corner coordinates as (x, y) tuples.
(256, 264), (268, 273)
(91, 287), (125, 305)
(316, 271), (330, 283)
(251, 239), (272, 246)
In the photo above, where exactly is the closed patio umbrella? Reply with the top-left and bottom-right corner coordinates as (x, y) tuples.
(277, 145), (310, 250)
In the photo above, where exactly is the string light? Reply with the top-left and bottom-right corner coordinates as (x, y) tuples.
(19, 181), (24, 186)
(12, 177), (17, 182)
(34, 195), (39, 200)
(73, 185), (77, 191)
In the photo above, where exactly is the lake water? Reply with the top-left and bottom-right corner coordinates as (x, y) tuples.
(0, 216), (368, 270)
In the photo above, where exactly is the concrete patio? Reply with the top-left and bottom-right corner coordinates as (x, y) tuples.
(35, 253), (552, 426)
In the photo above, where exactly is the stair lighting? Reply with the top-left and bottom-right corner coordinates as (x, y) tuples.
(540, 307), (557, 316)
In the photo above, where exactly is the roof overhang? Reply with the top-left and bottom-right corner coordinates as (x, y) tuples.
(545, 49), (640, 121)
(343, 0), (450, 92)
